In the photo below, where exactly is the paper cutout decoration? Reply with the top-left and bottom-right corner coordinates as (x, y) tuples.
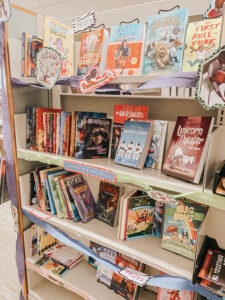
(203, 0), (225, 19)
(0, 0), (11, 23)
(72, 11), (96, 34)
(79, 66), (116, 94)
(36, 47), (61, 89)
(147, 190), (178, 205)
(196, 46), (225, 110)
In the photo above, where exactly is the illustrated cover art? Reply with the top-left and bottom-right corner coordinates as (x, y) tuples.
(43, 16), (74, 77)
(40, 259), (68, 276)
(182, 18), (222, 72)
(114, 120), (153, 169)
(75, 111), (106, 159)
(95, 181), (121, 226)
(26, 107), (36, 150)
(83, 118), (111, 159)
(106, 23), (145, 76)
(31, 224), (38, 256)
(77, 28), (108, 77)
(88, 241), (117, 269)
(143, 8), (188, 75)
(161, 199), (206, 260)
(145, 120), (168, 169)
(37, 227), (57, 255)
(204, 0), (225, 19)
(162, 116), (213, 183)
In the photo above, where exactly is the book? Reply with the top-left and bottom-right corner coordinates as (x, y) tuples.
(88, 241), (117, 269)
(145, 120), (168, 169)
(83, 118), (112, 159)
(43, 16), (74, 77)
(31, 37), (43, 77)
(114, 120), (154, 169)
(143, 8), (188, 75)
(37, 227), (57, 255)
(161, 199), (207, 260)
(44, 243), (84, 269)
(111, 105), (149, 159)
(30, 224), (38, 256)
(40, 259), (68, 276)
(162, 116), (214, 184)
(77, 28), (109, 76)
(21, 32), (26, 77)
(95, 181), (122, 226)
(182, 18), (222, 72)
(60, 112), (71, 156)
(21, 33), (32, 77)
(70, 111), (76, 157)
(106, 23), (145, 76)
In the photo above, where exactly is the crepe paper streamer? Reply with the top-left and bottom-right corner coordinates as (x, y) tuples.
(0, 0), (11, 23)
(22, 208), (221, 300)
(0, 23), (25, 300)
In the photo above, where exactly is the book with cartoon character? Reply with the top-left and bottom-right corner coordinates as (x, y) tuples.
(182, 18), (222, 72)
(143, 8), (188, 75)
(43, 16), (74, 77)
(162, 116), (214, 184)
(161, 199), (207, 260)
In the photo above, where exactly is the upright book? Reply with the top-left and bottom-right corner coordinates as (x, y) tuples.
(143, 8), (188, 75)
(106, 23), (146, 76)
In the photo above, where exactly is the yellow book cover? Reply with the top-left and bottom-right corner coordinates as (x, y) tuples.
(43, 16), (74, 77)
(38, 227), (57, 255)
(182, 18), (222, 72)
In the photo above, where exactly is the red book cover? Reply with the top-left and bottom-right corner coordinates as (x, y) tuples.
(53, 113), (57, 154)
(113, 105), (148, 125)
(162, 116), (213, 184)
(65, 114), (71, 157)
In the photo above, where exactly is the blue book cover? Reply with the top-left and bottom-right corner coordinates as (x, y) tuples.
(114, 121), (153, 169)
(143, 8), (188, 75)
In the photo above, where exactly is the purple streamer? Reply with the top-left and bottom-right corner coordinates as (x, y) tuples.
(0, 23), (25, 300)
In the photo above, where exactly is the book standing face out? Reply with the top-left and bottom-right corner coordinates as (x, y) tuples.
(106, 23), (146, 76)
(143, 8), (188, 75)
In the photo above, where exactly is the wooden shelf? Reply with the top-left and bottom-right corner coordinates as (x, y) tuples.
(23, 205), (194, 280)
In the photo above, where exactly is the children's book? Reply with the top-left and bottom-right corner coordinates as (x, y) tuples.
(182, 18), (222, 72)
(88, 241), (117, 269)
(114, 120), (154, 169)
(106, 23), (146, 76)
(60, 112), (71, 156)
(161, 199), (207, 260)
(83, 118), (111, 159)
(40, 259), (68, 276)
(145, 120), (168, 169)
(95, 181), (122, 227)
(37, 227), (57, 255)
(43, 16), (74, 77)
(30, 224), (38, 256)
(143, 8), (188, 75)
(77, 28), (109, 76)
(162, 116), (214, 184)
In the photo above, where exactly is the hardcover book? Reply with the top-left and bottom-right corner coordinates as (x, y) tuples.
(162, 116), (214, 184)
(95, 181), (121, 226)
(143, 8), (188, 75)
(77, 28), (109, 77)
(182, 18), (222, 72)
(161, 199), (207, 260)
(114, 120), (154, 169)
(83, 118), (111, 159)
(106, 23), (145, 76)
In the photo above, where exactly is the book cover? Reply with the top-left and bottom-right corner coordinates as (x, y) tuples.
(43, 16), (74, 77)
(40, 259), (68, 276)
(83, 118), (111, 159)
(182, 18), (222, 72)
(88, 241), (117, 269)
(77, 28), (109, 76)
(145, 120), (168, 169)
(30, 107), (36, 151)
(143, 8), (188, 75)
(44, 243), (84, 269)
(162, 116), (214, 184)
(26, 107), (31, 149)
(53, 175), (69, 219)
(95, 181), (121, 226)
(37, 227), (57, 255)
(21, 33), (26, 77)
(106, 23), (145, 76)
(161, 199), (206, 260)
(30, 224), (38, 256)
(114, 120), (153, 169)
(60, 111), (70, 156)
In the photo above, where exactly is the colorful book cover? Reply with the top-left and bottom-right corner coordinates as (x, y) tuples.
(35, 255), (49, 267)
(40, 259), (68, 276)
(75, 111), (106, 159)
(49, 113), (54, 153)
(57, 174), (72, 220)
(56, 113), (61, 155)
(77, 28), (109, 76)
(37, 227), (57, 255)
(53, 176), (69, 219)
(143, 8), (188, 75)
(204, 0), (224, 19)
(21, 33), (26, 77)
(52, 113), (57, 154)
(114, 120), (153, 169)
(30, 107), (36, 151)
(65, 113), (71, 156)
(88, 241), (117, 269)
(162, 116), (214, 184)
(161, 199), (207, 260)
(29, 172), (38, 205)
(31, 37), (43, 77)
(95, 181), (121, 226)
(83, 118), (111, 159)
(60, 112), (70, 156)
(30, 224), (38, 256)
(43, 16), (74, 77)
(26, 107), (31, 149)
(145, 120), (168, 169)
(43, 112), (49, 152)
(106, 23), (145, 76)
(27, 35), (32, 77)
(182, 18), (222, 72)
(113, 105), (149, 125)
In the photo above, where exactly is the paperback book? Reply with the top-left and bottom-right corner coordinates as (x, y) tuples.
(40, 259), (68, 276)
(37, 227), (57, 255)
(88, 241), (117, 269)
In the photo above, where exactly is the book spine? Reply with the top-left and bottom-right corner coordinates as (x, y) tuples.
(60, 113), (65, 155)
(45, 174), (57, 215)
(26, 107), (31, 149)
(65, 114), (71, 156)
(56, 114), (61, 155)
(31, 107), (36, 151)
(31, 40), (36, 77)
(43, 112), (48, 152)
(53, 113), (57, 154)
(36, 109), (40, 151)
(27, 36), (32, 77)
(40, 172), (51, 211)
(21, 33), (26, 77)
(70, 112), (76, 157)
(54, 178), (68, 219)
(58, 179), (72, 220)
(52, 179), (64, 219)
(49, 113), (53, 153)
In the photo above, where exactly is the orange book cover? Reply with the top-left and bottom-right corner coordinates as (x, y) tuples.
(70, 111), (76, 157)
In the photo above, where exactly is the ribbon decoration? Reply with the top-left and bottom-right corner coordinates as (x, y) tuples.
(22, 209), (221, 300)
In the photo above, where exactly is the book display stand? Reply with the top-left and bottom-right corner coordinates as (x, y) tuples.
(1, 1), (225, 300)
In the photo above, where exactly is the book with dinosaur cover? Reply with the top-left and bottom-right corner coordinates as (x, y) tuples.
(182, 18), (222, 72)
(162, 116), (214, 184)
(106, 23), (146, 76)
(161, 199), (207, 259)
(143, 8), (188, 75)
